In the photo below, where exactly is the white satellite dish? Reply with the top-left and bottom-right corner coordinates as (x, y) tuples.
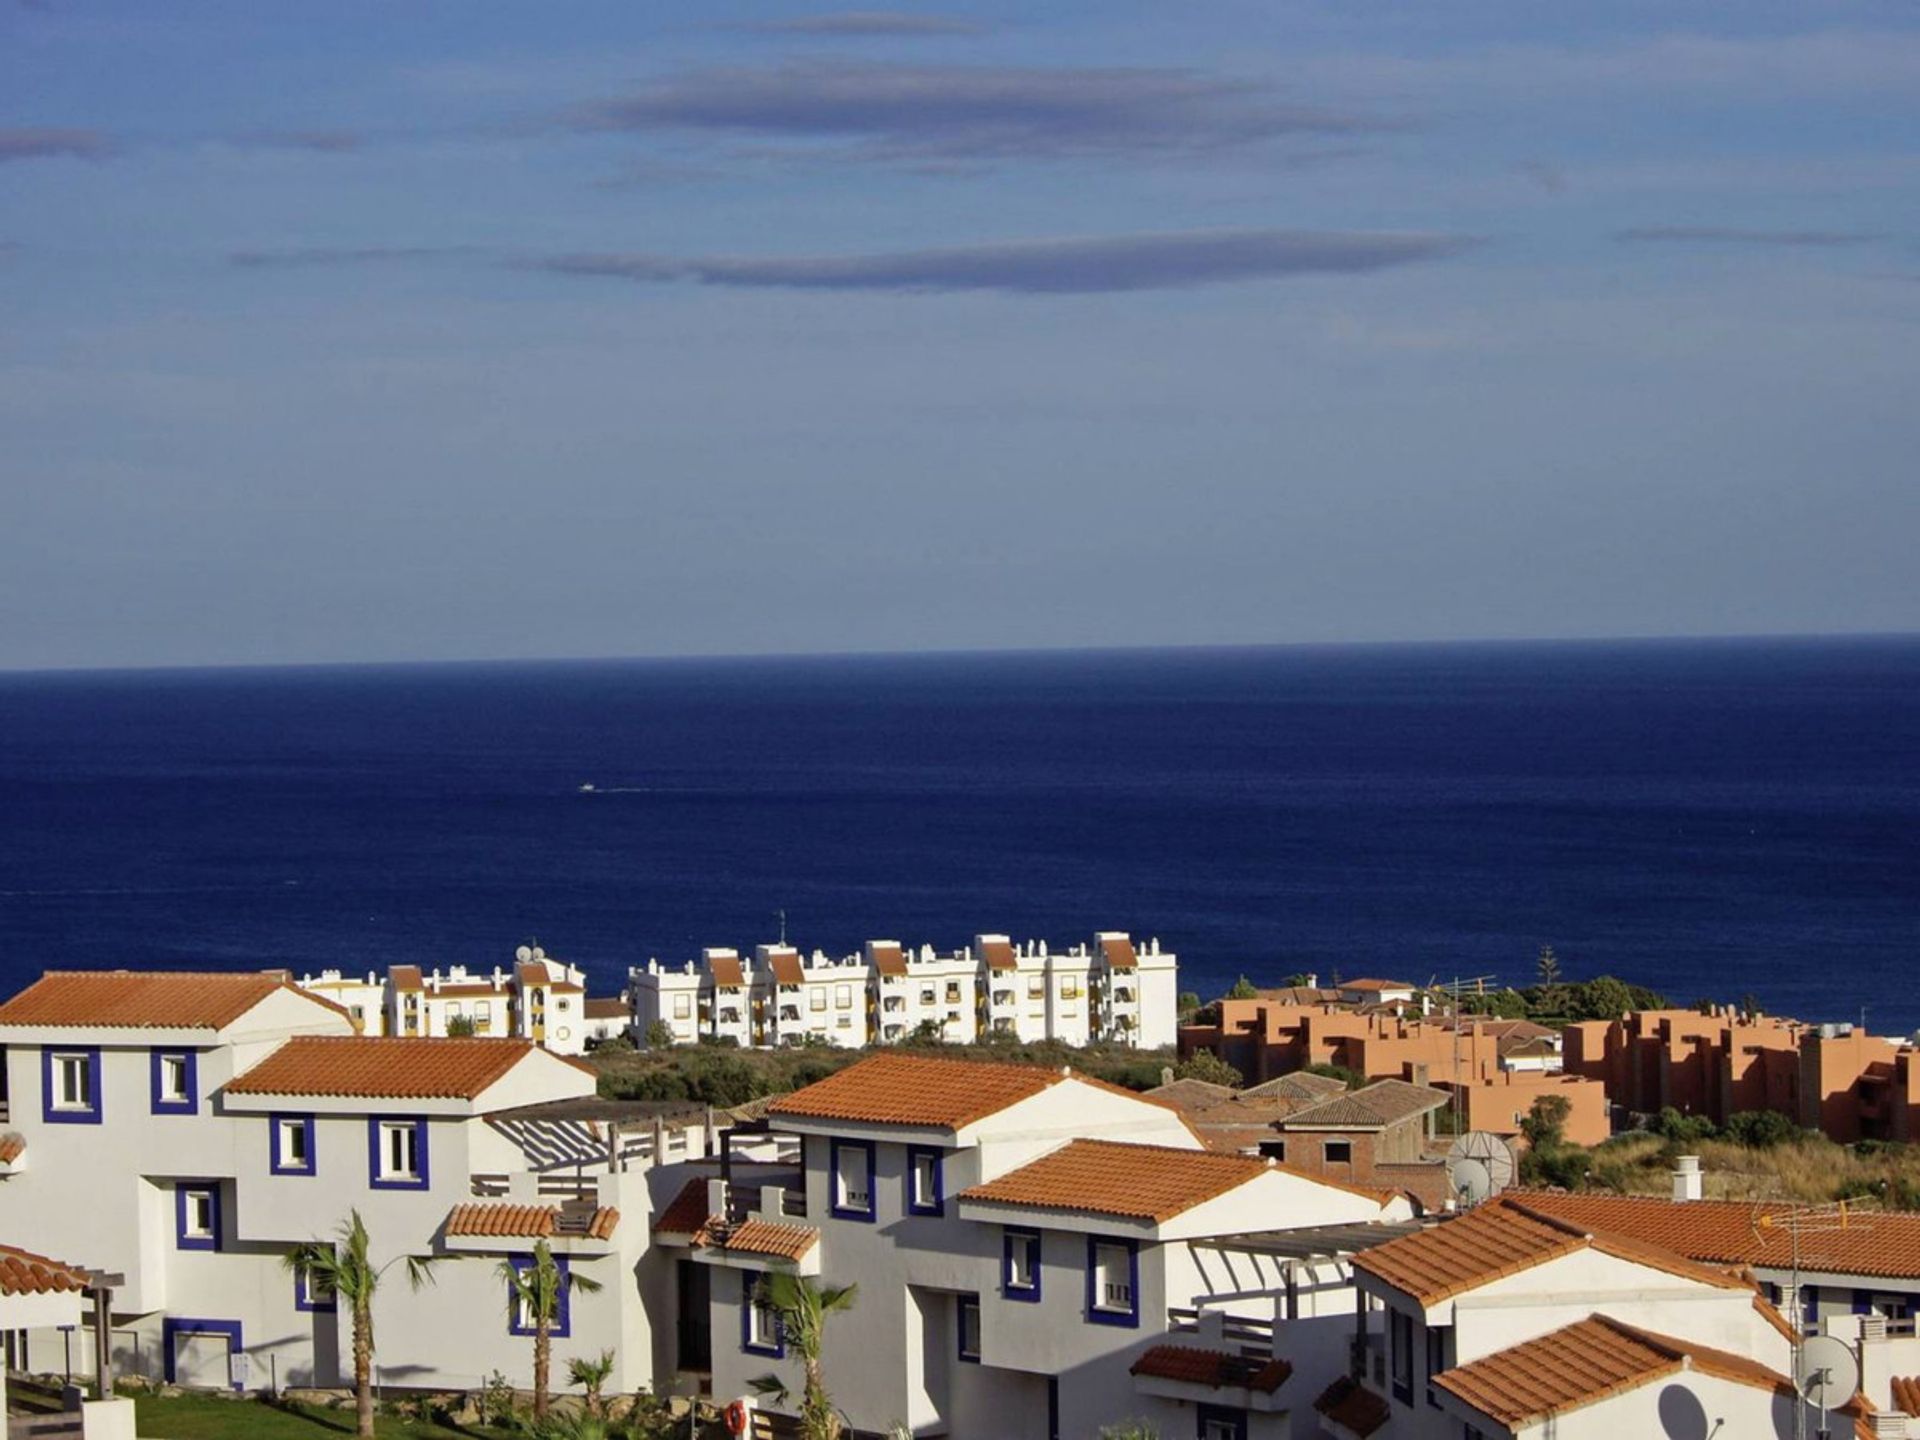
(1445, 1132), (1517, 1206)
(1795, 1335), (1860, 1415)
(515, 945), (533, 963)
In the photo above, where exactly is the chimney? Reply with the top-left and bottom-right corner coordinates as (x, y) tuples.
(1872, 1414), (1908, 1439)
(1672, 1154), (1703, 1204)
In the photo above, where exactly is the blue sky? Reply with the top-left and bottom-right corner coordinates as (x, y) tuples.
(3, 1), (1917, 669)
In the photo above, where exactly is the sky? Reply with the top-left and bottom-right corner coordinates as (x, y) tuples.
(3, 2), (1917, 670)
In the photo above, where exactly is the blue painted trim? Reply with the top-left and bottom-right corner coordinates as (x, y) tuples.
(294, 1261), (336, 1314)
(41, 1047), (102, 1125)
(906, 1144), (945, 1217)
(957, 1293), (981, 1363)
(740, 1269), (785, 1357)
(270, 1113), (317, 1177)
(828, 1137), (877, 1222)
(175, 1182), (221, 1252)
(1085, 1235), (1140, 1328)
(150, 1048), (198, 1116)
(161, 1318), (245, 1391)
(1002, 1227), (1042, 1302)
(367, 1116), (429, 1190)
(508, 1253), (573, 1338)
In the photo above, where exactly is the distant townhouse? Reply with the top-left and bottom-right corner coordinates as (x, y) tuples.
(629, 931), (1178, 1052)
(0, 969), (707, 1400)
(651, 1050), (1417, 1439)
(295, 944), (596, 1055)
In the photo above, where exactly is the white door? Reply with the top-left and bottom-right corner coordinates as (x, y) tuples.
(174, 1331), (232, 1390)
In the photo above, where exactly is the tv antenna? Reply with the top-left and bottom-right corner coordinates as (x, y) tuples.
(775, 909), (787, 945)
(1757, 1202), (1873, 1440)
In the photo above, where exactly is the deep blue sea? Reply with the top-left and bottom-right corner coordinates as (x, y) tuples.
(1, 638), (1917, 1032)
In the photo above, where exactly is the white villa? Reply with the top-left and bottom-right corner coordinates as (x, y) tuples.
(630, 931), (1178, 1052)
(294, 945), (601, 1055)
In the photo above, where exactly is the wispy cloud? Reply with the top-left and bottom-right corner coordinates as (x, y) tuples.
(228, 245), (480, 269)
(242, 130), (363, 154)
(742, 11), (984, 37)
(1614, 226), (1881, 247)
(0, 128), (110, 164)
(528, 227), (1475, 296)
(573, 62), (1394, 164)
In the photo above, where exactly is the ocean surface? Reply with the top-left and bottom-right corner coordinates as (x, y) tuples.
(1, 637), (1917, 1033)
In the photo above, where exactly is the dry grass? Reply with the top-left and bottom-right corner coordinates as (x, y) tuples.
(1588, 1131), (1920, 1207)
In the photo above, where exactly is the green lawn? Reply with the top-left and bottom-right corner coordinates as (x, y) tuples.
(130, 1393), (512, 1439)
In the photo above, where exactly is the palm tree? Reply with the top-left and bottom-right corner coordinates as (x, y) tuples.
(747, 1273), (859, 1440)
(285, 1210), (437, 1439)
(565, 1349), (615, 1419)
(498, 1239), (603, 1422)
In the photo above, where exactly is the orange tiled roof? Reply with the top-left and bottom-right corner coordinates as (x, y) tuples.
(1100, 936), (1138, 969)
(1340, 979), (1413, 992)
(770, 1052), (1062, 1129)
(584, 997), (628, 1020)
(1145, 1078), (1238, 1114)
(1129, 1344), (1291, 1393)
(979, 938), (1017, 971)
(1512, 1190), (1920, 1281)
(0, 970), (323, 1030)
(1313, 1376), (1388, 1437)
(698, 1218), (819, 1263)
(868, 943), (907, 978)
(1894, 1376), (1920, 1414)
(962, 1139), (1278, 1222)
(1353, 1198), (1753, 1307)
(0, 1134), (23, 1165)
(445, 1203), (620, 1241)
(0, 1244), (90, 1296)
(766, 950), (805, 986)
(516, 962), (552, 987)
(655, 1178), (711, 1236)
(226, 1036), (536, 1099)
(710, 954), (745, 987)
(389, 966), (425, 992)
(1434, 1315), (1797, 1428)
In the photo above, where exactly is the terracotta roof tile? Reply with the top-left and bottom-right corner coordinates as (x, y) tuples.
(655, 1178), (712, 1236)
(0, 1244), (90, 1297)
(1145, 1078), (1238, 1114)
(766, 950), (805, 987)
(1313, 1376), (1389, 1437)
(0, 970), (319, 1030)
(1512, 1190), (1920, 1280)
(1436, 1315), (1800, 1429)
(445, 1203), (618, 1241)
(516, 962), (551, 987)
(1100, 935), (1138, 969)
(584, 997), (628, 1020)
(1355, 1198), (1755, 1308)
(706, 952), (745, 987)
(389, 966), (425, 992)
(1340, 979), (1413, 992)
(979, 938), (1017, 972)
(430, 982), (507, 998)
(868, 943), (907, 978)
(1894, 1375), (1920, 1414)
(962, 1139), (1274, 1223)
(1239, 1072), (1349, 1104)
(769, 1052), (1063, 1130)
(1129, 1344), (1291, 1393)
(0, 1134), (23, 1164)
(226, 1036), (536, 1100)
(698, 1218), (818, 1263)
(1280, 1079), (1450, 1131)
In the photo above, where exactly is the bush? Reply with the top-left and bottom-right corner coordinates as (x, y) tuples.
(1724, 1110), (1799, 1149)
(1307, 1062), (1368, 1091)
(1176, 991), (1201, 1019)
(1173, 1050), (1243, 1088)
(1651, 1106), (1719, 1145)
(642, 1020), (676, 1051)
(1226, 976), (1260, 1000)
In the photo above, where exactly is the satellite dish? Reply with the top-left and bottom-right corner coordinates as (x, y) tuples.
(515, 945), (533, 963)
(1796, 1335), (1860, 1414)
(1445, 1132), (1517, 1206)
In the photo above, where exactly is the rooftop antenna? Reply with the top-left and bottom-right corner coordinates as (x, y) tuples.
(1758, 1201), (1874, 1440)
(776, 909), (787, 945)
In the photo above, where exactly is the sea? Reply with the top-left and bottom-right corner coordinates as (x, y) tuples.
(1, 636), (1917, 1033)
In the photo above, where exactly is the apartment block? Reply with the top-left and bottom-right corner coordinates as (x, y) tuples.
(629, 930), (1178, 1051)
(295, 945), (595, 1055)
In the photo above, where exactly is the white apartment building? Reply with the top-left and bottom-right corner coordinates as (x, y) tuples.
(0, 969), (708, 1401)
(652, 1050), (1417, 1440)
(630, 930), (1179, 1052)
(294, 945), (595, 1055)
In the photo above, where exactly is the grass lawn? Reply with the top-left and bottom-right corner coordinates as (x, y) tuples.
(130, 1392), (513, 1439)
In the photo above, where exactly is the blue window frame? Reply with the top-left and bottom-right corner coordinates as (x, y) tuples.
(176, 1183), (221, 1252)
(1085, 1235), (1140, 1328)
(740, 1270), (785, 1357)
(1002, 1227), (1042, 1302)
(906, 1144), (944, 1216)
(829, 1137), (876, 1221)
(270, 1114), (317, 1177)
(294, 1259), (336, 1314)
(150, 1049), (198, 1116)
(367, 1117), (429, 1191)
(161, 1318), (245, 1392)
(42, 1047), (102, 1125)
(957, 1293), (981, 1363)
(507, 1254), (573, 1338)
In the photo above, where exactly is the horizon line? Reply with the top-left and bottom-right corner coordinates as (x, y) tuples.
(3, 626), (1918, 682)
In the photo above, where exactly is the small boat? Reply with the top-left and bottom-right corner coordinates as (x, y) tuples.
(578, 783), (596, 793)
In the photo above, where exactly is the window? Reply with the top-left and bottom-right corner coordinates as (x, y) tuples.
(830, 1138), (876, 1220)
(1060, 980), (1080, 1000)
(920, 987), (936, 1005)
(1324, 1139), (1353, 1165)
(834, 984), (852, 1009)
(44, 1048), (101, 1123)
(447, 1000), (463, 1018)
(1197, 1407), (1247, 1440)
(1026, 976), (1045, 1000)
(177, 1183), (220, 1251)
(836, 1015), (852, 1029)
(271, 1114), (317, 1176)
(507, 1254), (573, 1338)
(1003, 1228), (1041, 1301)
(1426, 1325), (1448, 1407)
(1390, 1310), (1413, 1403)
(369, 1117), (428, 1190)
(151, 1050), (196, 1115)
(474, 1001), (492, 1030)
(1086, 1237), (1139, 1327)
(806, 988), (825, 1014)
(1258, 1140), (1287, 1162)
(957, 1294), (981, 1363)
(741, 1271), (784, 1356)
(944, 982), (960, 1004)
(907, 1146), (944, 1216)
(294, 1259), (336, 1313)
(673, 994), (692, 1020)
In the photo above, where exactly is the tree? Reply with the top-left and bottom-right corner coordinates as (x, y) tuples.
(285, 1211), (436, 1438)
(445, 1013), (478, 1037)
(1516, 1094), (1594, 1190)
(643, 1019), (676, 1050)
(499, 1239), (604, 1422)
(566, 1349), (616, 1419)
(1535, 945), (1563, 990)
(1571, 976), (1633, 1021)
(1176, 991), (1201, 1020)
(1173, 1050), (1243, 1088)
(748, 1273), (859, 1440)
(1519, 1093), (1570, 1151)
(1724, 1110), (1799, 1149)
(1226, 976), (1260, 1000)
